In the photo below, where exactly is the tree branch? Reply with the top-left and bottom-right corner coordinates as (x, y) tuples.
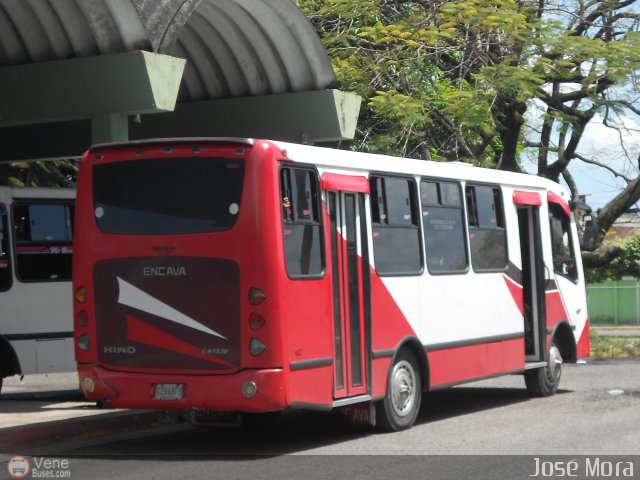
(597, 176), (640, 234)
(575, 153), (634, 182)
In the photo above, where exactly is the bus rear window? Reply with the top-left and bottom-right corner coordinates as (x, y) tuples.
(93, 157), (244, 235)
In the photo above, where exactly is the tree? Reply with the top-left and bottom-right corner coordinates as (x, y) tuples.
(300, 0), (640, 260)
(0, 160), (78, 188)
(586, 232), (640, 282)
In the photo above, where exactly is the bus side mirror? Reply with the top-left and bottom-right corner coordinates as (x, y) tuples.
(581, 215), (598, 251)
(570, 200), (599, 251)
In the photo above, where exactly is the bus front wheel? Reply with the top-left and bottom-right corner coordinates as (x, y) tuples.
(376, 349), (421, 431)
(525, 342), (563, 397)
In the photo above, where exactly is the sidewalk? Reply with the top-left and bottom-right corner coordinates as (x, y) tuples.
(591, 325), (640, 337)
(0, 374), (179, 453)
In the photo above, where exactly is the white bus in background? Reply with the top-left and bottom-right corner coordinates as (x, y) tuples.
(0, 186), (75, 392)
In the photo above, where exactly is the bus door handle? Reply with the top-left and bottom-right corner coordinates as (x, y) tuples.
(544, 264), (552, 289)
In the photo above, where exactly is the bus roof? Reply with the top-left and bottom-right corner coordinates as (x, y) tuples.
(86, 137), (572, 205)
(271, 139), (570, 200)
(88, 137), (256, 152)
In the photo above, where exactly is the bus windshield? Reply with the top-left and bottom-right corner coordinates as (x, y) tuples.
(93, 156), (244, 235)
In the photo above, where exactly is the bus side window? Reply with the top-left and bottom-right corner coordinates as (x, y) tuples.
(280, 166), (323, 278)
(466, 185), (508, 271)
(371, 175), (422, 275)
(421, 180), (468, 274)
(12, 202), (74, 282)
(549, 203), (578, 281)
(0, 204), (11, 291)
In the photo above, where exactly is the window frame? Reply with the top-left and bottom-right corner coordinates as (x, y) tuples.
(420, 178), (469, 275)
(465, 184), (509, 273)
(11, 199), (74, 283)
(370, 173), (423, 277)
(279, 164), (325, 280)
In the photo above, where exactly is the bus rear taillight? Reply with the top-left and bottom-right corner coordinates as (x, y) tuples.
(249, 313), (266, 331)
(249, 338), (267, 356)
(249, 287), (266, 305)
(248, 288), (268, 355)
(78, 334), (91, 351)
(76, 311), (89, 328)
(75, 286), (87, 303)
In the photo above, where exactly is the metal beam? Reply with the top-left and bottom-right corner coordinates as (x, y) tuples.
(131, 89), (362, 144)
(0, 120), (90, 162)
(0, 51), (185, 143)
(0, 89), (361, 161)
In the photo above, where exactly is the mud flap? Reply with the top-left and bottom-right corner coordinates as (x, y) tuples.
(340, 402), (376, 427)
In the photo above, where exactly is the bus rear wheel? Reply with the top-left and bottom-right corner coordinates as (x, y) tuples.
(376, 349), (421, 431)
(525, 342), (563, 397)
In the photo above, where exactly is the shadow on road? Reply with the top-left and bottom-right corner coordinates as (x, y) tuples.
(45, 385), (571, 458)
(418, 385), (571, 424)
(0, 389), (85, 404)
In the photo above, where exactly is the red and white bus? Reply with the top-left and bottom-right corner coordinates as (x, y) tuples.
(73, 138), (590, 430)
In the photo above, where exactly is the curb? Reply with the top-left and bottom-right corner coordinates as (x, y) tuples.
(590, 348), (640, 359)
(589, 328), (640, 359)
(0, 410), (179, 453)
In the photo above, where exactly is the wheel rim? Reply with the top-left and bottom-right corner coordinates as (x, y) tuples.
(390, 360), (417, 418)
(545, 344), (563, 385)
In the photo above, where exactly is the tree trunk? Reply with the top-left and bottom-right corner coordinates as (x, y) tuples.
(493, 97), (527, 173)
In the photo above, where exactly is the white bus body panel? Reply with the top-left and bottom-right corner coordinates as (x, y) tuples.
(0, 186), (76, 376)
(275, 141), (590, 351)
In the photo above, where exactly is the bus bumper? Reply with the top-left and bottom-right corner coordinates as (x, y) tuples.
(77, 364), (287, 412)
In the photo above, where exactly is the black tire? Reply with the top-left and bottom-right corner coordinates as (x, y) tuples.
(525, 342), (563, 397)
(376, 349), (421, 431)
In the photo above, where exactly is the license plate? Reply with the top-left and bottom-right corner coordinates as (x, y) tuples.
(155, 383), (184, 400)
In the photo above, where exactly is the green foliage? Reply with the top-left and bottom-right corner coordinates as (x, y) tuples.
(586, 234), (640, 283)
(0, 159), (78, 188)
(300, 0), (640, 178)
(301, 0), (516, 161)
(590, 333), (640, 358)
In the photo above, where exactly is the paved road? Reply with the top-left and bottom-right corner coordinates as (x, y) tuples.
(2, 359), (639, 479)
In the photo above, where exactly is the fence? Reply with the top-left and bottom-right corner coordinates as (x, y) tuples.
(587, 279), (640, 325)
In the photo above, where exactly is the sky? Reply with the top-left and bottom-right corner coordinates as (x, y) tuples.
(521, 107), (640, 213)
(567, 119), (640, 211)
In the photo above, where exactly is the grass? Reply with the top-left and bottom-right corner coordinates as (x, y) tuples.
(589, 331), (640, 358)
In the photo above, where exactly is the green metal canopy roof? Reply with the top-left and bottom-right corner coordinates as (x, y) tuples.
(0, 0), (361, 159)
(0, 0), (338, 99)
